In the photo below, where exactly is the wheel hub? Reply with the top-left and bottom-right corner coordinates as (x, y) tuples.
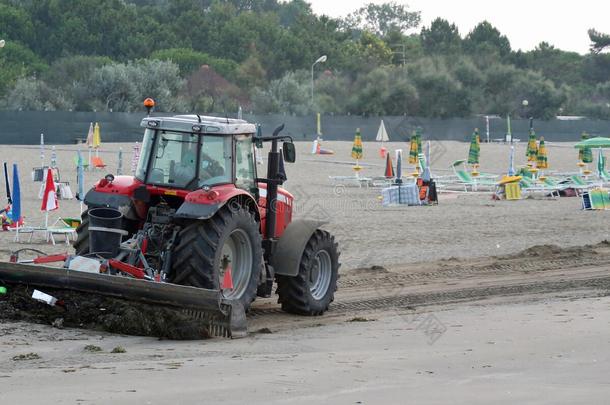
(219, 229), (253, 299)
(309, 250), (332, 300)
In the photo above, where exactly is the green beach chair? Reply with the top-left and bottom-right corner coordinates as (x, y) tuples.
(519, 176), (560, 198)
(584, 188), (610, 210)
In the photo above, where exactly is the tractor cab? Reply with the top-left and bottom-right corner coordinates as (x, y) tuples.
(137, 116), (258, 195)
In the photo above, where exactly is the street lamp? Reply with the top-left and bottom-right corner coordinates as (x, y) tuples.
(311, 55), (327, 105)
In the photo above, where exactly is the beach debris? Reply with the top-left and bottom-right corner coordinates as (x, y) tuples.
(12, 353), (41, 361)
(347, 317), (375, 322)
(84, 345), (103, 353)
(111, 346), (127, 354)
(31, 289), (58, 306)
(52, 318), (64, 329)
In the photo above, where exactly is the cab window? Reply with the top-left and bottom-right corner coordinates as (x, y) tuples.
(235, 135), (256, 191)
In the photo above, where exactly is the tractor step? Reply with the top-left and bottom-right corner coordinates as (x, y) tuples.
(0, 261), (246, 339)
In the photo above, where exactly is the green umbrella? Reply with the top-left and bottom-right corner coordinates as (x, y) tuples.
(597, 148), (606, 179)
(526, 129), (538, 162)
(574, 136), (610, 149)
(467, 129), (480, 165)
(577, 132), (594, 163)
(415, 127), (422, 156)
(536, 137), (548, 169)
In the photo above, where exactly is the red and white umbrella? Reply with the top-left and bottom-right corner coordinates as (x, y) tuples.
(41, 168), (58, 213)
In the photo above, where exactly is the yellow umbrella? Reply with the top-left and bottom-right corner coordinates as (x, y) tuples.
(536, 137), (548, 169)
(93, 122), (101, 152)
(351, 128), (363, 173)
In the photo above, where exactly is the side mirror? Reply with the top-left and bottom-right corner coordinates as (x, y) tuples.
(283, 141), (296, 163)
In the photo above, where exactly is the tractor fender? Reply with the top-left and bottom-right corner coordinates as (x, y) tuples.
(84, 189), (140, 220)
(174, 186), (258, 220)
(270, 219), (327, 277)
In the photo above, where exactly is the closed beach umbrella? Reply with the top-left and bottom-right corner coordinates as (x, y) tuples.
(51, 146), (57, 168)
(93, 122), (101, 156)
(422, 141), (432, 182)
(117, 148), (123, 175)
(579, 132), (593, 163)
(408, 133), (418, 164)
(86, 123), (94, 167)
(415, 127), (422, 156)
(10, 164), (20, 224)
(384, 152), (394, 178)
(351, 128), (363, 160)
(467, 129), (480, 165)
(395, 149), (403, 183)
(597, 148), (606, 179)
(77, 150), (85, 212)
(3, 162), (12, 205)
(526, 129), (538, 163)
(40, 133), (45, 166)
(536, 137), (548, 169)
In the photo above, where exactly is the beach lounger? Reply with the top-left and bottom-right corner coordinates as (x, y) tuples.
(519, 177), (560, 198)
(92, 156), (107, 169)
(328, 175), (372, 188)
(582, 188), (610, 210)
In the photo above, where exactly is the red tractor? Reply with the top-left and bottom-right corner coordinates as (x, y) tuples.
(71, 108), (339, 318)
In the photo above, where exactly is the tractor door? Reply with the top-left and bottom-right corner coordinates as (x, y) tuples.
(234, 135), (257, 195)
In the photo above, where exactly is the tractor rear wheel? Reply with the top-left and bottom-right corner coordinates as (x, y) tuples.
(73, 210), (90, 256)
(276, 230), (339, 315)
(169, 205), (263, 310)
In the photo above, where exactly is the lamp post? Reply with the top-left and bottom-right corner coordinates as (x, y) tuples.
(311, 55), (327, 106)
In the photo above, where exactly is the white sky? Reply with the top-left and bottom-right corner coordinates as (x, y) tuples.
(307, 0), (610, 54)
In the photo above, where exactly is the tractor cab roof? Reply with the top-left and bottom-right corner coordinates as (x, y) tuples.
(141, 115), (256, 135)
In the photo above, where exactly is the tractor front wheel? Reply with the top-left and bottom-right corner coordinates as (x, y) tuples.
(276, 230), (339, 315)
(170, 206), (263, 310)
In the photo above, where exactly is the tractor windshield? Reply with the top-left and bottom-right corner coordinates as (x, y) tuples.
(136, 128), (232, 189)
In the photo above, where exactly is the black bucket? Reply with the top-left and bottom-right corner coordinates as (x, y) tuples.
(88, 207), (126, 258)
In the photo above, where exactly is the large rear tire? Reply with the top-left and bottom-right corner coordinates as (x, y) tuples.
(73, 210), (90, 256)
(276, 230), (339, 315)
(169, 205), (263, 310)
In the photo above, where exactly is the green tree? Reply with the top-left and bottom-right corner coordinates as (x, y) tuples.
(463, 21), (511, 59)
(420, 18), (461, 55)
(344, 2), (421, 37)
(588, 29), (610, 54)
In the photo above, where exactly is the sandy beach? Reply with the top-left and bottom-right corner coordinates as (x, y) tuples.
(0, 138), (609, 403)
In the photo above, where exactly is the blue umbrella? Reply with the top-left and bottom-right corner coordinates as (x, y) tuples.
(77, 150), (85, 200)
(10, 164), (20, 223)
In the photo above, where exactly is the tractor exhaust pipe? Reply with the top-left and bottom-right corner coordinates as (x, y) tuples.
(265, 124), (285, 240)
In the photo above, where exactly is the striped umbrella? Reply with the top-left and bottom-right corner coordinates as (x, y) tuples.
(526, 129), (538, 163)
(408, 132), (418, 164)
(467, 129), (480, 165)
(579, 132), (593, 163)
(536, 136), (548, 169)
(351, 128), (363, 160)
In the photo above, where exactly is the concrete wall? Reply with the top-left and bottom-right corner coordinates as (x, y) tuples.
(0, 111), (608, 144)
